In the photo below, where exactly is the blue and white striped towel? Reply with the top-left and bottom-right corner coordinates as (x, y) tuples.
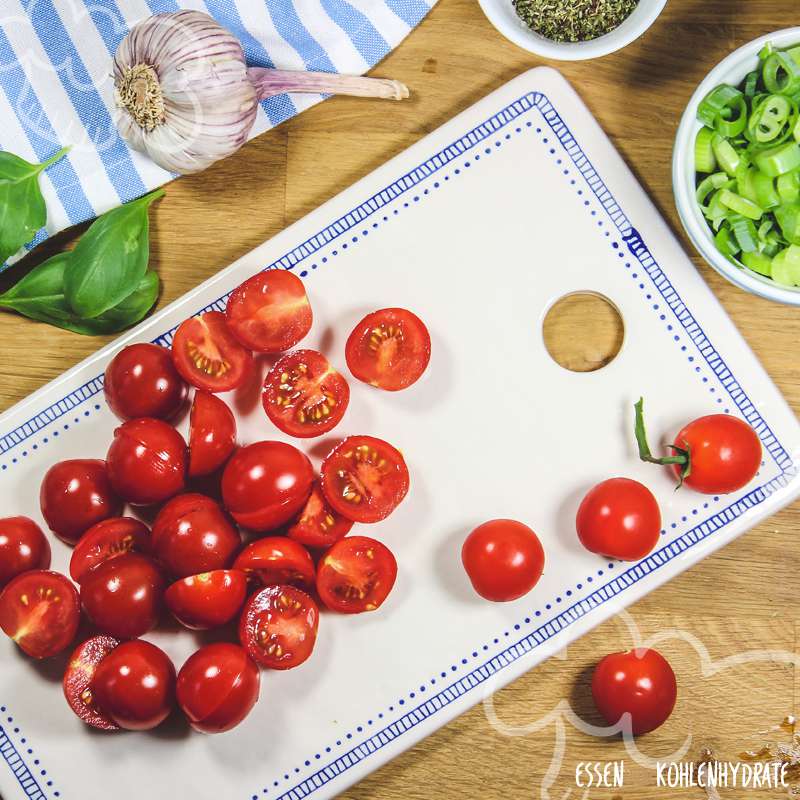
(0, 0), (434, 268)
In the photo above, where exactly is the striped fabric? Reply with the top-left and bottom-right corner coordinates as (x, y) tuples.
(0, 0), (434, 268)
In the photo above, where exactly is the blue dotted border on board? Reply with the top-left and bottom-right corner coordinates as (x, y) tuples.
(0, 706), (58, 799)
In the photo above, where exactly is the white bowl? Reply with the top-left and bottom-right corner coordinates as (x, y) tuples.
(476, 0), (666, 61)
(673, 27), (800, 306)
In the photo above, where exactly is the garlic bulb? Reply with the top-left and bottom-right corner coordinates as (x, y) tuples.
(113, 10), (409, 175)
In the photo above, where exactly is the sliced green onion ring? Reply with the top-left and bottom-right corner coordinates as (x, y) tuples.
(719, 189), (764, 220)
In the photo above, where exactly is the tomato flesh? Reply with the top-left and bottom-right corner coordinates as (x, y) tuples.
(165, 570), (247, 630)
(0, 517), (51, 588)
(225, 270), (313, 353)
(239, 584), (319, 669)
(63, 635), (121, 730)
(345, 308), (431, 391)
(288, 481), (353, 549)
(69, 517), (151, 584)
(172, 311), (254, 393)
(316, 536), (397, 613)
(320, 435), (409, 523)
(0, 570), (80, 658)
(188, 391), (237, 477)
(262, 349), (349, 438)
(233, 537), (315, 590)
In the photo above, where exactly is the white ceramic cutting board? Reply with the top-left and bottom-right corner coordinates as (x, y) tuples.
(1, 67), (799, 800)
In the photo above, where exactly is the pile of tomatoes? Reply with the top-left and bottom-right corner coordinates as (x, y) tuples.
(0, 269), (432, 734)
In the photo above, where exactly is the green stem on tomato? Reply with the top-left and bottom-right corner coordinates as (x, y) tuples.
(634, 398), (692, 489)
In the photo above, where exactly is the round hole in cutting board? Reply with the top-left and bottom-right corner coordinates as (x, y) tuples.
(542, 292), (624, 372)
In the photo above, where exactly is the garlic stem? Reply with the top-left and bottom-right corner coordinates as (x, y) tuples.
(247, 68), (409, 102)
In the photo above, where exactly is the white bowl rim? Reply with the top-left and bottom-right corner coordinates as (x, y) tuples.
(673, 26), (800, 306)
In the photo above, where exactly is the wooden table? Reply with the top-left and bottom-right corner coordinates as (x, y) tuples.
(2, 1), (799, 797)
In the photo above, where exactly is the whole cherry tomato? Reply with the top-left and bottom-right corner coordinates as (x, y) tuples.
(592, 648), (677, 735)
(165, 569), (247, 630)
(106, 418), (187, 505)
(104, 343), (187, 421)
(80, 553), (164, 639)
(40, 459), (122, 545)
(0, 517), (51, 587)
(63, 635), (121, 730)
(69, 517), (151, 584)
(233, 537), (315, 589)
(152, 494), (241, 578)
(188, 391), (237, 478)
(177, 643), (260, 733)
(461, 520), (544, 602)
(91, 640), (176, 731)
(576, 478), (661, 561)
(0, 570), (80, 658)
(287, 481), (353, 549)
(221, 441), (313, 532)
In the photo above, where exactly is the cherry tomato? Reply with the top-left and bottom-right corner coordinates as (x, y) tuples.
(172, 311), (254, 393)
(91, 640), (175, 731)
(0, 517), (51, 588)
(345, 308), (431, 391)
(104, 343), (187, 421)
(576, 478), (661, 561)
(288, 481), (353, 549)
(106, 418), (187, 506)
(239, 584), (319, 669)
(225, 270), (312, 353)
(80, 553), (164, 639)
(40, 459), (122, 545)
(221, 441), (313, 531)
(166, 569), (247, 630)
(320, 435), (409, 523)
(0, 570), (80, 658)
(63, 635), (121, 730)
(189, 391), (237, 478)
(69, 517), (151, 584)
(233, 537), (315, 590)
(177, 643), (260, 733)
(592, 648), (677, 735)
(316, 536), (397, 613)
(461, 519), (545, 602)
(262, 350), (349, 438)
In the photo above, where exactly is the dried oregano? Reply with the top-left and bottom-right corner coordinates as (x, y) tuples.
(512, 0), (639, 43)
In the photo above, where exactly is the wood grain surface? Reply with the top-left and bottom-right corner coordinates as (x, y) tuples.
(2, 1), (800, 797)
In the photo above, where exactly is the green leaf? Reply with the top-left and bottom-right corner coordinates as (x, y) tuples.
(64, 188), (164, 318)
(0, 147), (70, 264)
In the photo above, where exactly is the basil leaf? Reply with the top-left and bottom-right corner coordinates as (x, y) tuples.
(64, 188), (164, 318)
(0, 147), (69, 264)
(92, 270), (160, 332)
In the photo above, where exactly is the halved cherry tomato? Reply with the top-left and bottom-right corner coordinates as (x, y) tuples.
(172, 311), (254, 393)
(320, 435), (409, 523)
(69, 517), (151, 584)
(104, 343), (187, 421)
(262, 350), (350, 438)
(0, 570), (80, 658)
(239, 584), (319, 669)
(189, 391), (237, 478)
(233, 537), (315, 590)
(462, 519), (545, 602)
(225, 270), (312, 353)
(221, 441), (313, 531)
(91, 640), (175, 731)
(40, 459), (122, 545)
(316, 536), (397, 613)
(0, 517), (51, 588)
(576, 478), (661, 561)
(152, 494), (241, 578)
(63, 635), (121, 730)
(106, 418), (187, 506)
(288, 481), (353, 549)
(345, 308), (431, 391)
(165, 569), (247, 630)
(80, 553), (164, 639)
(177, 643), (260, 733)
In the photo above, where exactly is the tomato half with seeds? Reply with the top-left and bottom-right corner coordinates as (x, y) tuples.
(165, 570), (247, 630)
(63, 635), (121, 730)
(316, 536), (397, 613)
(172, 311), (254, 393)
(69, 517), (151, 584)
(225, 270), (313, 353)
(345, 308), (431, 391)
(320, 435), (409, 523)
(189, 391), (237, 478)
(288, 481), (353, 549)
(262, 350), (349, 438)
(233, 537), (315, 590)
(0, 570), (80, 658)
(0, 517), (51, 588)
(239, 585), (319, 670)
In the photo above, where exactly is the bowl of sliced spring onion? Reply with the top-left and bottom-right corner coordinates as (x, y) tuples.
(674, 27), (800, 305)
